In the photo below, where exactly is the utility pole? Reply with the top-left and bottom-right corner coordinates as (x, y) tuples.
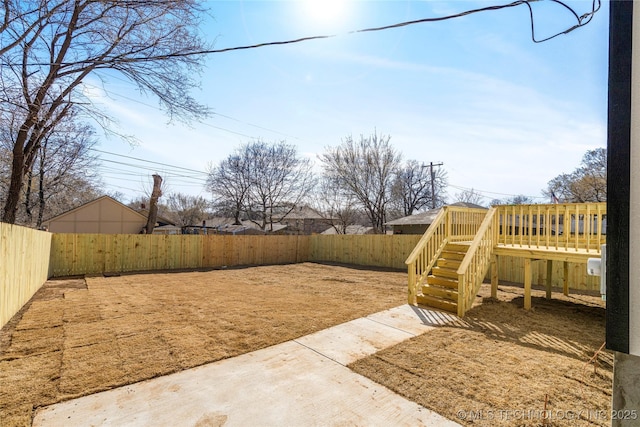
(424, 162), (444, 209)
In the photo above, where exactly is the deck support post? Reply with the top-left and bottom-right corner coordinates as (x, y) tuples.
(546, 260), (553, 299)
(408, 266), (417, 305)
(524, 258), (532, 310)
(491, 254), (498, 298)
(563, 261), (569, 296)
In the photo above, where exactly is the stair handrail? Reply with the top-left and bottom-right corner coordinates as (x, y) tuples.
(406, 207), (449, 304)
(456, 207), (497, 316)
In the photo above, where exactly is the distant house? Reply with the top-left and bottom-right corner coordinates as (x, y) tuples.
(280, 206), (333, 234)
(42, 196), (148, 234)
(321, 225), (375, 235)
(136, 208), (176, 228)
(201, 217), (286, 235)
(385, 202), (487, 235)
(152, 225), (183, 235)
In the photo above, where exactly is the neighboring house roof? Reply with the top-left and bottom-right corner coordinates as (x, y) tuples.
(136, 209), (176, 226)
(43, 195), (147, 224)
(203, 217), (237, 228)
(449, 202), (486, 209)
(152, 225), (182, 234)
(385, 202), (487, 226)
(42, 195), (150, 234)
(321, 225), (375, 235)
(202, 217), (288, 233)
(262, 222), (288, 233)
(281, 206), (326, 220)
(385, 210), (441, 226)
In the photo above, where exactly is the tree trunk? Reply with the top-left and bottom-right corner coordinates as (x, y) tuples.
(233, 202), (241, 225)
(3, 116), (44, 224)
(24, 169), (33, 225)
(3, 142), (26, 224)
(37, 151), (47, 228)
(144, 174), (163, 234)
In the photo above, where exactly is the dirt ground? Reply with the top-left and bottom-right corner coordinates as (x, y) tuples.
(1, 263), (611, 427)
(0, 263), (407, 426)
(350, 283), (611, 426)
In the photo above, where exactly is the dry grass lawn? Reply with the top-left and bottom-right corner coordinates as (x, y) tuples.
(350, 283), (612, 426)
(1, 263), (612, 427)
(0, 263), (407, 426)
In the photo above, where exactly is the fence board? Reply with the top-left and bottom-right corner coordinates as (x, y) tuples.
(46, 233), (601, 293)
(4, 227), (604, 332)
(1, 223), (52, 328)
(49, 234), (313, 276)
(309, 234), (422, 270)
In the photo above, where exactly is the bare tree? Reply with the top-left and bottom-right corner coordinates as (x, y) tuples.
(454, 188), (485, 206)
(0, 111), (101, 226)
(312, 177), (362, 234)
(0, 0), (209, 223)
(544, 148), (607, 203)
(320, 132), (401, 233)
(392, 160), (448, 216)
(208, 140), (316, 232)
(206, 155), (251, 225)
(490, 194), (536, 206)
(166, 192), (209, 227)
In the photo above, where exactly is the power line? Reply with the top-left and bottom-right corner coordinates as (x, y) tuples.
(211, 112), (300, 141)
(83, 81), (300, 141)
(128, 0), (600, 56)
(92, 149), (211, 195)
(113, 1), (605, 57)
(449, 183), (547, 200)
(21, 0), (601, 68)
(90, 148), (208, 176)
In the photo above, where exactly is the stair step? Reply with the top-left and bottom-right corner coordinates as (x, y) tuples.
(431, 266), (459, 279)
(441, 250), (466, 260)
(416, 295), (458, 313)
(426, 275), (459, 289)
(444, 243), (471, 253)
(421, 285), (458, 301)
(437, 258), (462, 269)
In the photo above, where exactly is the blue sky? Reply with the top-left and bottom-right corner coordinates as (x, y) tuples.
(89, 0), (608, 206)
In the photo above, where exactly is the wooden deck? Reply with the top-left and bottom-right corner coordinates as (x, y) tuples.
(491, 243), (602, 310)
(406, 203), (606, 316)
(493, 243), (600, 263)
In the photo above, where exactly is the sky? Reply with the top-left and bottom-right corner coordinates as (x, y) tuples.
(88, 0), (609, 206)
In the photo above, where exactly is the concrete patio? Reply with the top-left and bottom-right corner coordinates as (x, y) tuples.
(33, 305), (461, 426)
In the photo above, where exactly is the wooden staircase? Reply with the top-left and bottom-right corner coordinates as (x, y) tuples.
(406, 206), (495, 316)
(416, 242), (469, 313)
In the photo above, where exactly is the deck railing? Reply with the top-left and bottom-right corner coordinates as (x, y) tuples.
(406, 208), (448, 305)
(494, 202), (606, 253)
(456, 207), (496, 316)
(406, 202), (606, 316)
(405, 206), (489, 305)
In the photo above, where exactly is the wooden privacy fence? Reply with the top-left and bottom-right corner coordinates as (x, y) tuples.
(309, 234), (422, 270)
(1, 226), (603, 329)
(49, 233), (422, 276)
(1, 223), (52, 329)
(49, 234), (311, 277)
(48, 232), (601, 293)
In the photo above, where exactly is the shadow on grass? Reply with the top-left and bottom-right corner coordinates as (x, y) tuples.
(415, 292), (609, 368)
